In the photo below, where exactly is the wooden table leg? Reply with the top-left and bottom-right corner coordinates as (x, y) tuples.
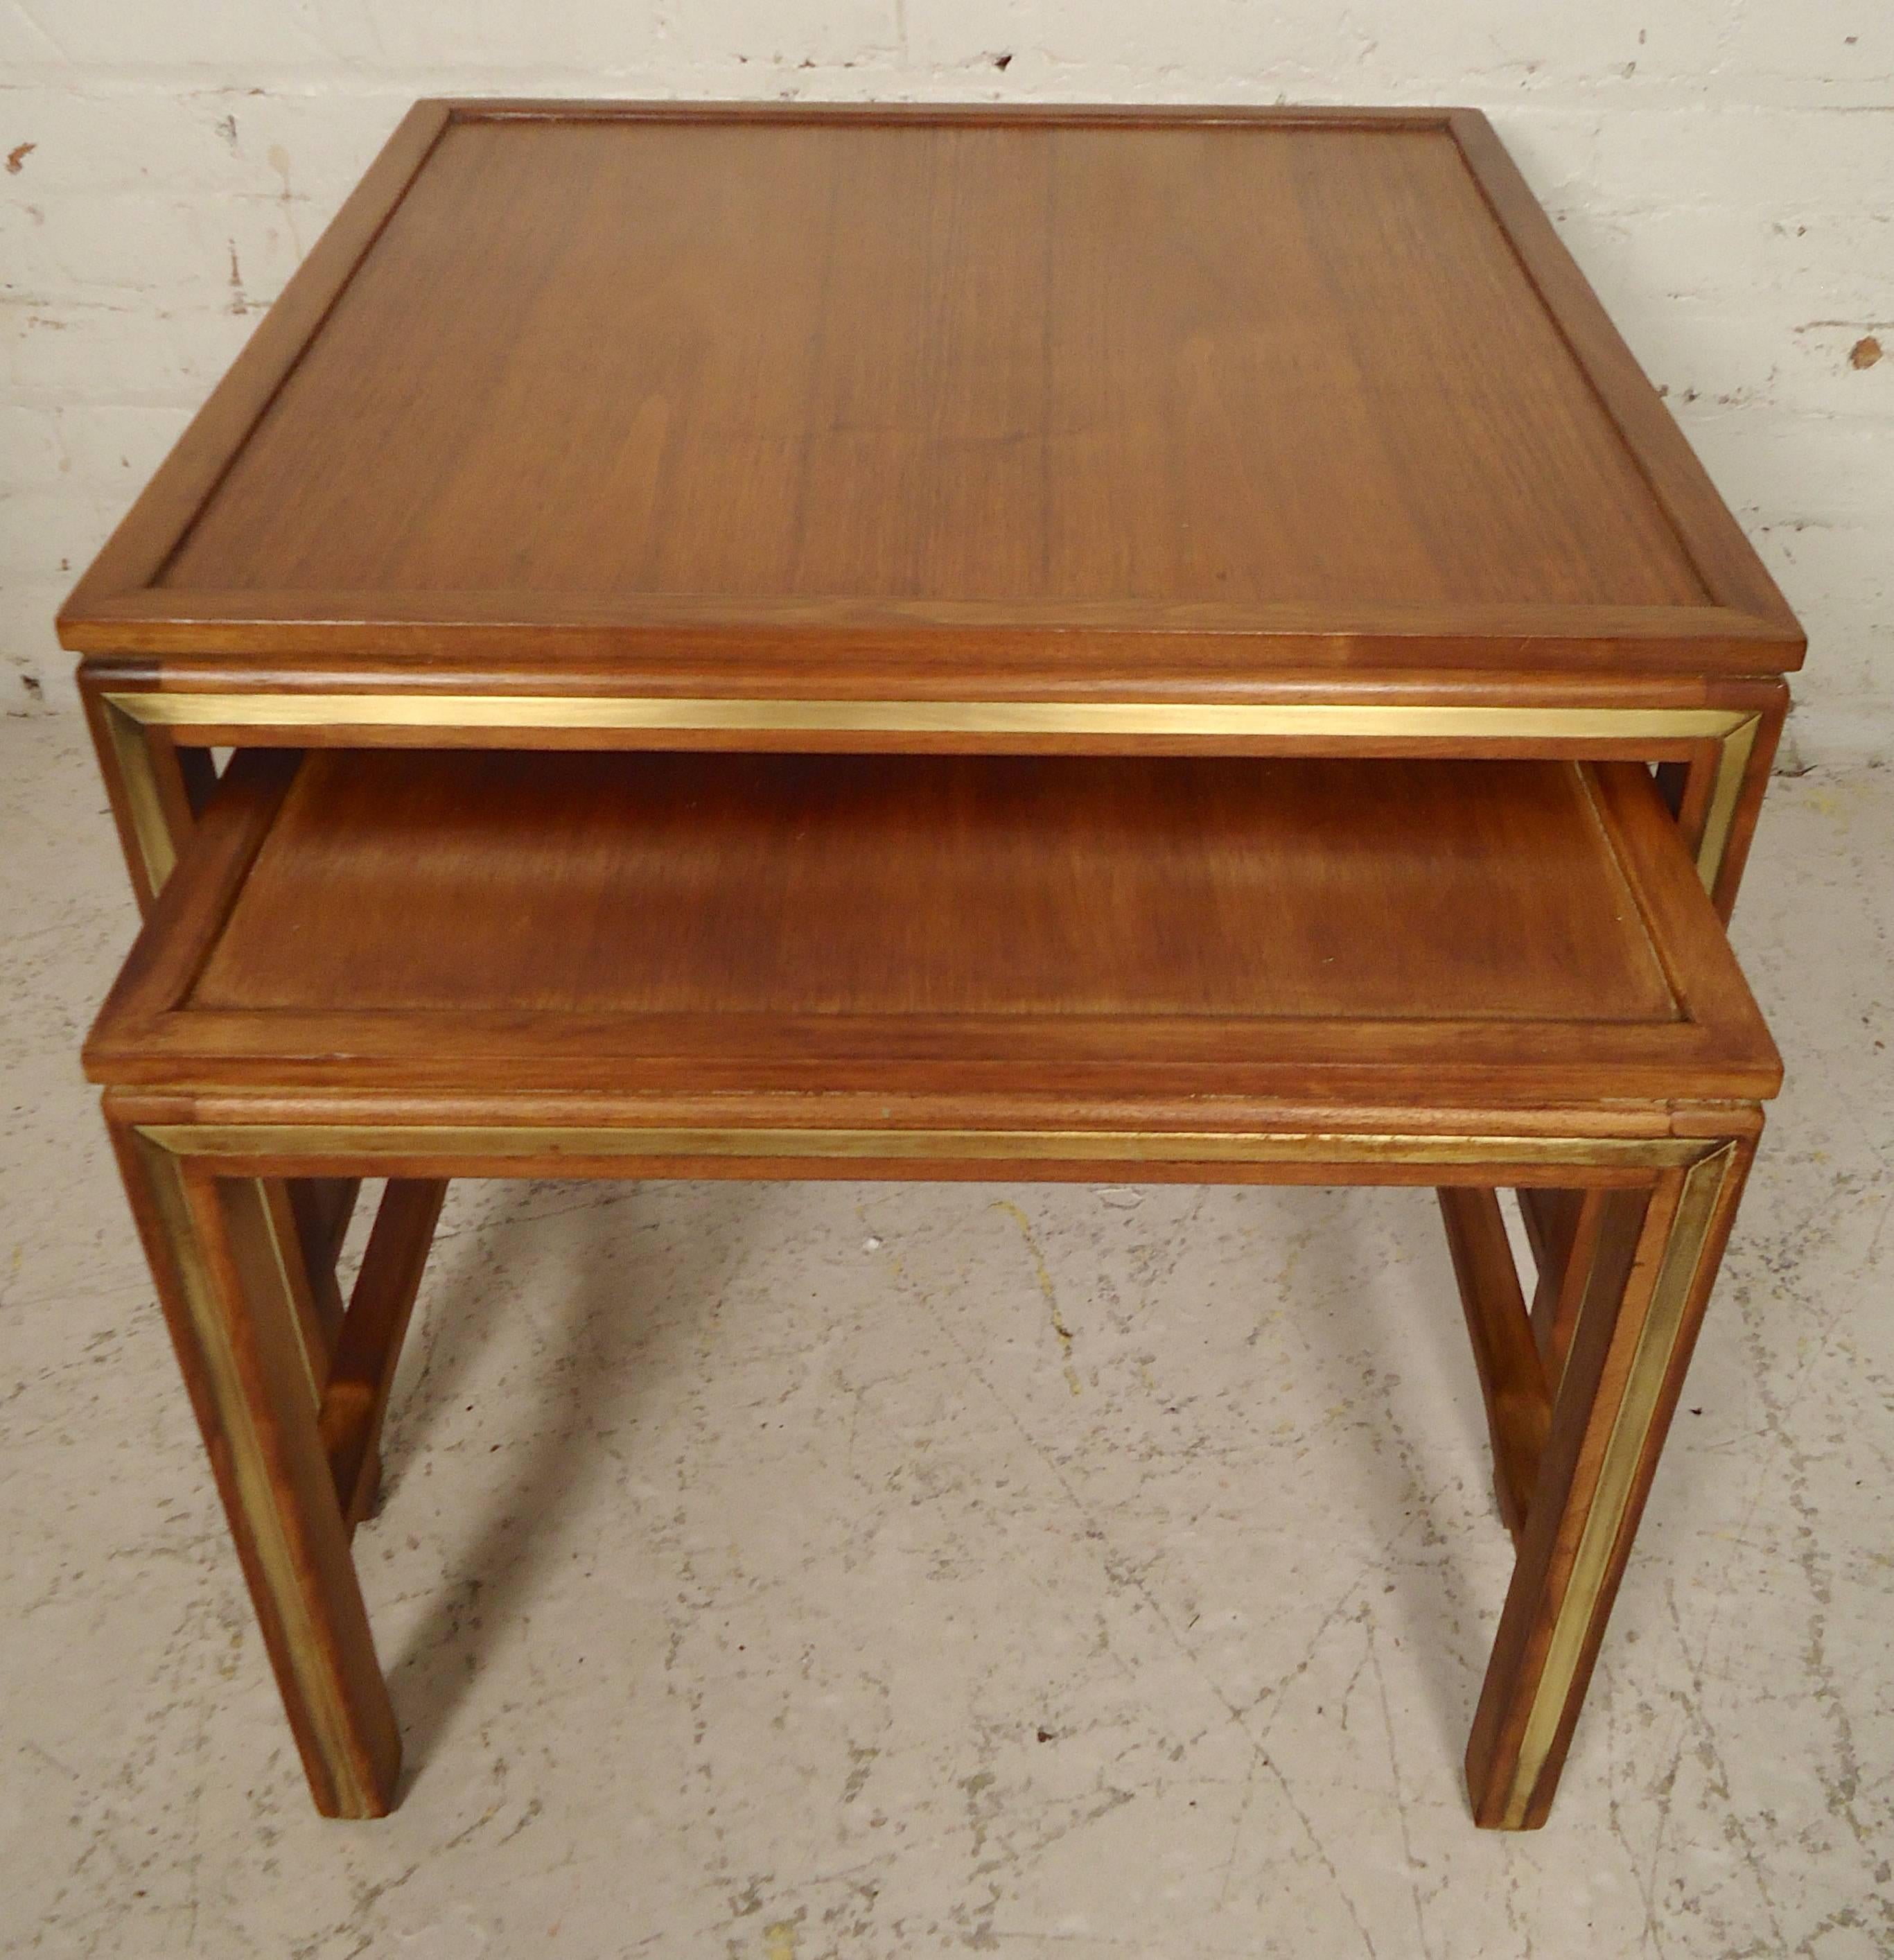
(1464, 1139), (1753, 1828)
(318, 1178), (448, 1534)
(112, 1123), (401, 1819)
(1517, 1186), (1602, 1378)
(1694, 693), (1788, 929)
(286, 1177), (361, 1364)
(1438, 1188), (1549, 1541)
(81, 679), (214, 916)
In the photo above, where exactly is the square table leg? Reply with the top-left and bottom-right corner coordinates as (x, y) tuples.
(1437, 1187), (1550, 1541)
(1465, 1139), (1754, 1828)
(110, 1123), (402, 1819)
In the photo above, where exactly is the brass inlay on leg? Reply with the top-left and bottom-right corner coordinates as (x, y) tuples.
(101, 698), (179, 895)
(1498, 1142), (1736, 1828)
(1692, 713), (1760, 896)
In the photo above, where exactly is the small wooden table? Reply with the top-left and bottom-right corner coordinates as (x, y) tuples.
(85, 747), (1779, 1828)
(65, 103), (1801, 1828)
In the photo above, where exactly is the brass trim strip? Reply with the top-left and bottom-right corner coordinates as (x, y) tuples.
(100, 692), (1758, 901)
(138, 1122), (1715, 1173)
(134, 1138), (375, 1817)
(1693, 712), (1760, 895)
(1500, 1141), (1736, 1828)
(105, 690), (1754, 744)
(101, 698), (179, 893)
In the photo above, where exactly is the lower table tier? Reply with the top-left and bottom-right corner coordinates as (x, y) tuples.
(83, 744), (1781, 1830)
(87, 749), (1776, 1107)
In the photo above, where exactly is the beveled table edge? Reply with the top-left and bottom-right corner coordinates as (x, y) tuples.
(58, 98), (1805, 672)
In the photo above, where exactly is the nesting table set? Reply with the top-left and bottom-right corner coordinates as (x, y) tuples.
(64, 103), (1802, 1828)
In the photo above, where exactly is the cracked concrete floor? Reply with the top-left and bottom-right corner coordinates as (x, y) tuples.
(3, 715), (1891, 1959)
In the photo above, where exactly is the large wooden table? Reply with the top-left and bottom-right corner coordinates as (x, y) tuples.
(64, 102), (1802, 1828)
(65, 103), (1799, 912)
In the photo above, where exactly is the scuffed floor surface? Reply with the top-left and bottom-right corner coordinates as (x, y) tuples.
(3, 715), (1890, 1959)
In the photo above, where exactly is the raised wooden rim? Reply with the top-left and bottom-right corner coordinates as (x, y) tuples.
(58, 100), (1804, 675)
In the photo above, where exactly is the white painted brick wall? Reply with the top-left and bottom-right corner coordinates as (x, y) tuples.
(3, 2), (1888, 760)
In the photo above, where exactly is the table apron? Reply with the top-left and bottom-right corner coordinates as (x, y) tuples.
(94, 690), (1769, 907)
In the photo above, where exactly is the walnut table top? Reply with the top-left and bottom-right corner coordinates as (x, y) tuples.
(62, 101), (1801, 687)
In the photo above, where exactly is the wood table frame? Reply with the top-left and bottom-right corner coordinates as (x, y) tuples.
(64, 100), (1803, 1829)
(82, 742), (1780, 1828)
(104, 1094), (1757, 1829)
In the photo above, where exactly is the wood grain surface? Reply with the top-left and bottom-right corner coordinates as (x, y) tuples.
(84, 750), (1780, 1103)
(60, 103), (1803, 678)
